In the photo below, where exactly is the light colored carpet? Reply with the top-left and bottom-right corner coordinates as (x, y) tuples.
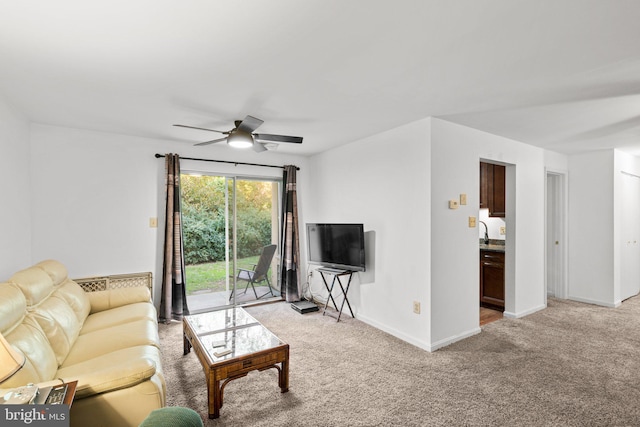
(159, 297), (640, 426)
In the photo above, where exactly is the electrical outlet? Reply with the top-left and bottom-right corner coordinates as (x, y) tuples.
(413, 301), (421, 314)
(469, 216), (476, 228)
(500, 226), (506, 235)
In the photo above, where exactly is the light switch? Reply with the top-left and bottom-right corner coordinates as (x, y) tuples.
(469, 216), (476, 228)
(149, 217), (158, 228)
(460, 193), (467, 205)
(449, 200), (459, 209)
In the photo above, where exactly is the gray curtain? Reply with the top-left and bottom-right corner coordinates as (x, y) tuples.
(160, 153), (189, 322)
(281, 165), (301, 302)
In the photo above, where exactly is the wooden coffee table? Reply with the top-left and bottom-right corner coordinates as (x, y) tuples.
(183, 307), (289, 419)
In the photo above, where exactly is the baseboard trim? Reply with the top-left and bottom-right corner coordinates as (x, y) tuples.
(567, 295), (621, 308)
(428, 327), (482, 352)
(356, 313), (432, 352)
(503, 303), (546, 319)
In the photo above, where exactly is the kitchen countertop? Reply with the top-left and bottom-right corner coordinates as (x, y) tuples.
(479, 243), (505, 253)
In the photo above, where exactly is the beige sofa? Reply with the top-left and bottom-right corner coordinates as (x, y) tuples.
(0, 260), (165, 427)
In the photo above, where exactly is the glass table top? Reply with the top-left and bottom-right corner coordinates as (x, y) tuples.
(184, 307), (285, 361)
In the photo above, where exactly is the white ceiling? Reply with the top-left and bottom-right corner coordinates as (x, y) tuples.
(1, 0), (640, 156)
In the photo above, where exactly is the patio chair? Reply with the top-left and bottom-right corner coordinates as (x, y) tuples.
(229, 244), (278, 301)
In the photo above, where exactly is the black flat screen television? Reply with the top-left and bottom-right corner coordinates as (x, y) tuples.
(306, 223), (365, 272)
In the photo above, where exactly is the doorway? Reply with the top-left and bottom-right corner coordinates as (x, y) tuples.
(478, 160), (517, 325)
(479, 161), (507, 325)
(620, 171), (640, 301)
(180, 173), (282, 312)
(545, 171), (567, 300)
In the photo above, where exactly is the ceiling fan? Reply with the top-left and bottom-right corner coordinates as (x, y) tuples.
(173, 115), (303, 153)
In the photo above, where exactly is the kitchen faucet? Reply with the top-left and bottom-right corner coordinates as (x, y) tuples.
(479, 221), (489, 244)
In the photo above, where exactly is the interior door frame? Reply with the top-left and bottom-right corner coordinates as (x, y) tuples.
(545, 169), (568, 301)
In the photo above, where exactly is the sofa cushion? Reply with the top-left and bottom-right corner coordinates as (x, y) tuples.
(0, 283), (26, 334)
(81, 302), (157, 334)
(9, 268), (54, 307)
(62, 319), (160, 366)
(35, 260), (92, 325)
(69, 375), (166, 427)
(86, 287), (152, 314)
(56, 344), (164, 398)
(35, 259), (70, 287)
(28, 294), (82, 365)
(3, 316), (59, 388)
(53, 280), (91, 325)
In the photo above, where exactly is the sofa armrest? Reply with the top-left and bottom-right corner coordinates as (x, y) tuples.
(65, 358), (157, 399)
(87, 287), (151, 314)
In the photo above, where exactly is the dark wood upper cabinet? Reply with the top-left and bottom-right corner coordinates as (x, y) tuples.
(490, 164), (505, 217)
(479, 162), (505, 218)
(479, 162), (490, 210)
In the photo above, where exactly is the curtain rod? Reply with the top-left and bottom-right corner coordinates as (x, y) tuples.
(154, 153), (299, 170)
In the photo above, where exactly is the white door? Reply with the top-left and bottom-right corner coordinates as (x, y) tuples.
(620, 172), (640, 301)
(546, 172), (566, 299)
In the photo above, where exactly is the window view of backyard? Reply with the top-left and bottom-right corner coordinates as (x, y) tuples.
(181, 174), (280, 310)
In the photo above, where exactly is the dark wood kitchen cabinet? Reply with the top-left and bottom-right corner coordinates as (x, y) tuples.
(479, 162), (505, 217)
(479, 162), (490, 210)
(480, 250), (505, 310)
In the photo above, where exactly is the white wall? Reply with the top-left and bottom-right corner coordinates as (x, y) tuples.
(28, 124), (307, 307)
(430, 118), (546, 349)
(545, 150), (569, 172)
(0, 98), (32, 279)
(304, 118), (432, 349)
(568, 150), (616, 306)
(567, 149), (640, 307)
(305, 117), (546, 351)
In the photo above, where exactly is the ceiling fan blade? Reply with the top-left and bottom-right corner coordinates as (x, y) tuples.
(194, 137), (228, 146)
(253, 133), (303, 144)
(237, 115), (264, 133)
(252, 141), (268, 153)
(174, 124), (229, 134)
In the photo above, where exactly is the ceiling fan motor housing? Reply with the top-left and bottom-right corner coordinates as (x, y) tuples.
(227, 129), (254, 148)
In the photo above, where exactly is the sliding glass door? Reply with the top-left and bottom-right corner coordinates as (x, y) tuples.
(181, 173), (281, 312)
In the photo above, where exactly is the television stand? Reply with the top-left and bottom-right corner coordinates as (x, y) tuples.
(317, 268), (355, 322)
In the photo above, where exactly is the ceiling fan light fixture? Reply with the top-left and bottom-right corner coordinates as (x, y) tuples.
(178, 115), (302, 150)
(227, 129), (254, 149)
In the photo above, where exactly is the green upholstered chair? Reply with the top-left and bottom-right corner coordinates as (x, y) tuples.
(138, 407), (203, 427)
